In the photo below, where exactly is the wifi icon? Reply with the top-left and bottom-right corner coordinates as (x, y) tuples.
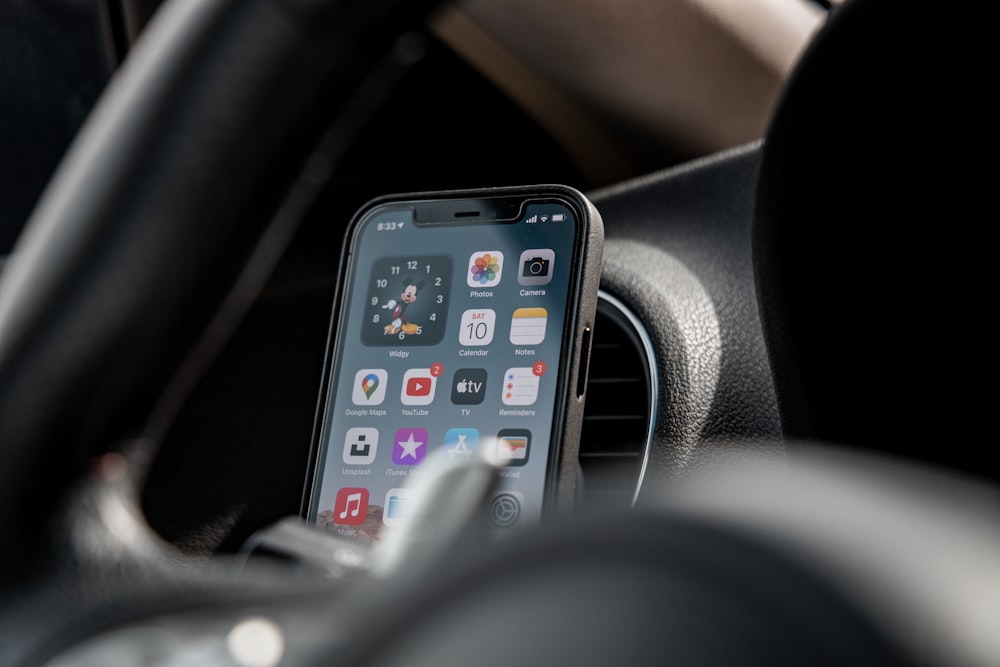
(540, 215), (549, 222)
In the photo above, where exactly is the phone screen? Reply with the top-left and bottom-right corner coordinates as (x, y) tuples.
(306, 194), (588, 541)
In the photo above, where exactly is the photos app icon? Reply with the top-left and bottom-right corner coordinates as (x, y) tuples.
(467, 251), (504, 287)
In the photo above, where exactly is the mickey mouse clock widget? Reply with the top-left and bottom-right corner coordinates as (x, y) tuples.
(361, 255), (453, 346)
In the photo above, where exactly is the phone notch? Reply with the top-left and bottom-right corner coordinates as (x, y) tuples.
(412, 196), (525, 226)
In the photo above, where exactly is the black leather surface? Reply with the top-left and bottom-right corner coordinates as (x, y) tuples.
(591, 144), (782, 490)
(752, 0), (992, 479)
(331, 513), (904, 667)
(0, 0), (438, 546)
(0, 0), (441, 659)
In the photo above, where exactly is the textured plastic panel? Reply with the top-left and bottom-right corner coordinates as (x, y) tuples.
(591, 144), (782, 494)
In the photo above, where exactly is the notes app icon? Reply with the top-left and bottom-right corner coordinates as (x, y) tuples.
(333, 487), (369, 526)
(509, 308), (547, 345)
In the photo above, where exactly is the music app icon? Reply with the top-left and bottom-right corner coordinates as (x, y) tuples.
(333, 487), (369, 525)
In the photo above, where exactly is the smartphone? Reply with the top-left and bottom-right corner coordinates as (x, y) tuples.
(304, 185), (603, 541)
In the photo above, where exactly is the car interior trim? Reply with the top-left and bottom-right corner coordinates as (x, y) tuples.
(595, 289), (659, 507)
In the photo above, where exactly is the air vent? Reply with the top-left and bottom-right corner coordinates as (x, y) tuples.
(578, 291), (656, 509)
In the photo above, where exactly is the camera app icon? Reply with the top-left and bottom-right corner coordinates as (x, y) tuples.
(517, 248), (555, 286)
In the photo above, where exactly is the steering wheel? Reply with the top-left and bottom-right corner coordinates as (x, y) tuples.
(1, 0), (998, 665)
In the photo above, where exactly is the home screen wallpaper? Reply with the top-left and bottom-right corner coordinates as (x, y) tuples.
(309, 200), (580, 542)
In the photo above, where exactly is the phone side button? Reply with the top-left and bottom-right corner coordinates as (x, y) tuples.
(576, 325), (593, 399)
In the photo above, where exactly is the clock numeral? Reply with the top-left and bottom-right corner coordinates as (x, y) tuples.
(390, 266), (400, 275)
(436, 295), (444, 304)
(429, 313), (437, 321)
(434, 277), (442, 286)
(373, 314), (380, 323)
(370, 297), (378, 306)
(376, 279), (387, 288)
(407, 261), (418, 270)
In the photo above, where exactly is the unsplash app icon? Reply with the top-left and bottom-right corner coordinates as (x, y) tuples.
(343, 427), (378, 465)
(451, 368), (487, 405)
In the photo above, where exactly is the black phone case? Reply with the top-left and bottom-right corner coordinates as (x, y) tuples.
(302, 184), (604, 519)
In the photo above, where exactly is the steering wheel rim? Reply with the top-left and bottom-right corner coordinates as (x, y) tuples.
(0, 0), (439, 542)
(0, 0), (441, 661)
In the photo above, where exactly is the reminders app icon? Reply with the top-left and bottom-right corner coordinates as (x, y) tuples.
(510, 308), (547, 345)
(502, 367), (540, 405)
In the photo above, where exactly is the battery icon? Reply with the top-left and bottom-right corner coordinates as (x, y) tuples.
(552, 213), (566, 221)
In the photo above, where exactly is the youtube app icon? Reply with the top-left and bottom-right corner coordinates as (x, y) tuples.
(401, 368), (437, 405)
(406, 377), (431, 396)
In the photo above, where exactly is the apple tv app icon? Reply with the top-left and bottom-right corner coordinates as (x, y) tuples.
(451, 368), (487, 405)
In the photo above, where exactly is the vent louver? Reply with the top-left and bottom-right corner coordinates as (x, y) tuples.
(578, 291), (656, 509)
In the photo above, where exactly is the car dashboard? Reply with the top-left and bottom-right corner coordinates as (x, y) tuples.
(1, 1), (999, 666)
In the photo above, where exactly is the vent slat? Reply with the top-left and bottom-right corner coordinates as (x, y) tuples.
(579, 452), (641, 459)
(586, 377), (643, 384)
(579, 434), (643, 453)
(578, 296), (653, 509)
(580, 457), (643, 493)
